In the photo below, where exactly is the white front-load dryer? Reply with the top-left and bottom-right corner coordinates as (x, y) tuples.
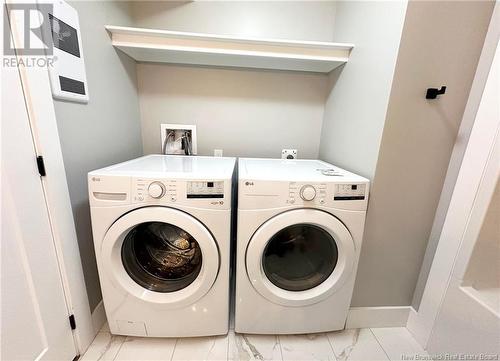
(235, 158), (369, 334)
(89, 155), (235, 337)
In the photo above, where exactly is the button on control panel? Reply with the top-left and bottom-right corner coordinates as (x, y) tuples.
(288, 182), (327, 204)
(134, 179), (177, 203)
(288, 182), (297, 204)
(148, 181), (165, 199)
(334, 184), (366, 200)
(300, 185), (316, 201)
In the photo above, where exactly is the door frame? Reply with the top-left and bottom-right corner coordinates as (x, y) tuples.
(5, 0), (95, 353)
(406, 12), (500, 347)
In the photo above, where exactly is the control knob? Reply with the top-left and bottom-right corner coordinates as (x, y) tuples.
(148, 181), (165, 199)
(300, 185), (316, 201)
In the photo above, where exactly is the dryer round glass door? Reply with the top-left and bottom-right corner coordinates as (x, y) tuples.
(246, 209), (355, 307)
(101, 207), (219, 308)
(262, 224), (338, 292)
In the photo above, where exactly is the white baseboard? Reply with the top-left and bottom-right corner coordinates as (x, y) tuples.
(406, 306), (428, 348)
(346, 306), (412, 329)
(91, 300), (107, 334)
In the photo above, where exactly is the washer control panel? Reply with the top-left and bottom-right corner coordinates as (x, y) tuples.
(131, 178), (227, 208)
(89, 175), (230, 209)
(134, 179), (178, 202)
(187, 181), (224, 199)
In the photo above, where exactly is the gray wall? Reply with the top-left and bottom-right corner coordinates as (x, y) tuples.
(131, 1), (336, 42)
(130, 1), (335, 159)
(53, 1), (143, 311)
(137, 64), (327, 158)
(321, 1), (493, 307)
(319, 1), (408, 179)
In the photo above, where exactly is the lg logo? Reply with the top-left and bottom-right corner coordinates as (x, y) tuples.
(245, 181), (254, 186)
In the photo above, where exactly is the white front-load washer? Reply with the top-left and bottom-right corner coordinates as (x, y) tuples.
(88, 155), (236, 337)
(235, 158), (369, 334)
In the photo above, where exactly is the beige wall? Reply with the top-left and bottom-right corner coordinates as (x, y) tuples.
(350, 1), (494, 307)
(412, 2), (500, 309)
(131, 1), (336, 158)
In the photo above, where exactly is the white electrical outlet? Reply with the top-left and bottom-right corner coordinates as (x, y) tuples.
(282, 149), (298, 159)
(160, 124), (197, 155)
(214, 149), (223, 157)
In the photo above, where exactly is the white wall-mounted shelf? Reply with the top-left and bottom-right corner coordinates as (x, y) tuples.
(105, 26), (354, 73)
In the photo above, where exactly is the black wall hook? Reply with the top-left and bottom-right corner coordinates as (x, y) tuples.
(426, 86), (447, 99)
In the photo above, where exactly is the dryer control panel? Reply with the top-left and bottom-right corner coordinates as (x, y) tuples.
(239, 179), (369, 211)
(288, 182), (367, 204)
(334, 184), (367, 201)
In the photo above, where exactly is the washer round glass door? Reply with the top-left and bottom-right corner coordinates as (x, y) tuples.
(121, 221), (203, 293)
(246, 209), (355, 307)
(101, 207), (219, 308)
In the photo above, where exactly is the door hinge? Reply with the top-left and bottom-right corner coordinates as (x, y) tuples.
(36, 156), (46, 177)
(69, 314), (76, 330)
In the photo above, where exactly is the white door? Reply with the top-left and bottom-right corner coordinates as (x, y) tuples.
(1, 63), (78, 359)
(425, 39), (500, 355)
(428, 180), (499, 356)
(246, 209), (355, 306)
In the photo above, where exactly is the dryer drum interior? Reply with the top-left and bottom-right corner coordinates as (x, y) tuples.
(262, 224), (339, 292)
(121, 221), (203, 293)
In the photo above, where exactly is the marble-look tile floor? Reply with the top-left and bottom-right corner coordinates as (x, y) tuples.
(81, 323), (428, 361)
